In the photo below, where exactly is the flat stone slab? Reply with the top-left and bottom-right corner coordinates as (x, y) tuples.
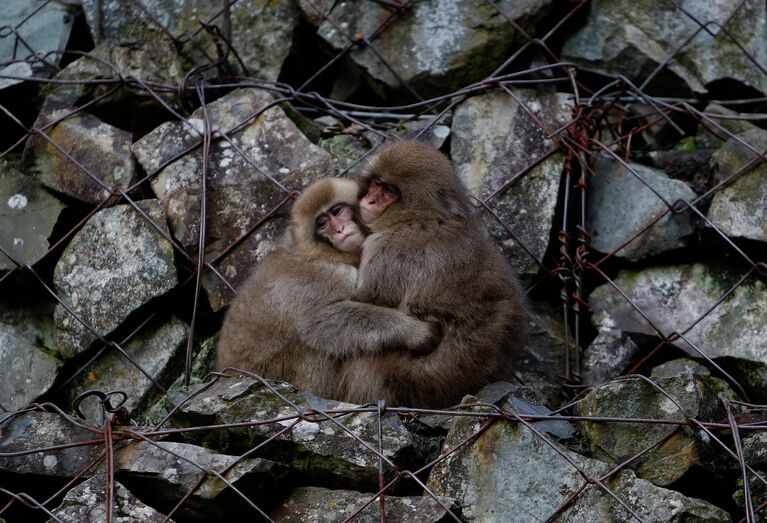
(0, 411), (101, 478)
(427, 398), (729, 522)
(270, 487), (458, 522)
(587, 154), (696, 261)
(707, 129), (767, 243)
(451, 89), (570, 279)
(53, 199), (178, 358)
(0, 300), (60, 412)
(0, 161), (65, 270)
(172, 377), (417, 490)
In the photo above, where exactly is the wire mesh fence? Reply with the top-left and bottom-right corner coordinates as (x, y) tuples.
(1, 0), (766, 521)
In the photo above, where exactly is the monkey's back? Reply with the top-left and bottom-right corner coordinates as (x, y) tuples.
(346, 217), (526, 407)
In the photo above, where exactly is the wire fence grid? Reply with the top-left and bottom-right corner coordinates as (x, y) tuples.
(1, 0), (767, 521)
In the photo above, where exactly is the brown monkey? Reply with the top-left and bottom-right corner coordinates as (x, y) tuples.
(341, 141), (526, 408)
(216, 177), (437, 399)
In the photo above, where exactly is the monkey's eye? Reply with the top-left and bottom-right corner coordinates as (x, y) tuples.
(370, 178), (382, 188)
(316, 216), (328, 230)
(330, 204), (343, 216)
(383, 184), (400, 197)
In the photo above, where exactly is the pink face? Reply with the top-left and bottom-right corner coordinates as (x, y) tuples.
(359, 178), (400, 224)
(316, 203), (364, 252)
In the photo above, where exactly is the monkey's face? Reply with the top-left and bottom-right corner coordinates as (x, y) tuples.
(360, 177), (400, 224)
(316, 203), (365, 252)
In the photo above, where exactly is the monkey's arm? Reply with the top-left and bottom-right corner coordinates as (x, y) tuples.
(295, 301), (439, 359)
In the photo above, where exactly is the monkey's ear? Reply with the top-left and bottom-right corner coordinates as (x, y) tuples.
(438, 187), (468, 219)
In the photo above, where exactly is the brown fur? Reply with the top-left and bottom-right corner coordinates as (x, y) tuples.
(342, 141), (527, 407)
(216, 177), (437, 398)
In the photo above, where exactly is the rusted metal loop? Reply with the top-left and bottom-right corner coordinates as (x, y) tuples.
(755, 262), (767, 277)
(72, 389), (129, 419)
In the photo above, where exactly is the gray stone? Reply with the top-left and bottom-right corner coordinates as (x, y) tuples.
(0, 411), (102, 478)
(651, 358), (710, 378)
(743, 433), (767, 469)
(589, 263), (767, 400)
(451, 89), (569, 279)
(64, 317), (188, 424)
(36, 43), (184, 114)
(512, 302), (570, 403)
(707, 129), (767, 243)
(0, 62), (32, 90)
(695, 104), (760, 150)
(172, 376), (417, 490)
(53, 200), (178, 358)
(0, 300), (61, 412)
(25, 110), (137, 205)
(297, 0), (335, 26)
(115, 440), (288, 521)
(270, 487), (458, 522)
(143, 333), (218, 427)
(0, 161), (65, 270)
(80, 0), (300, 82)
(49, 475), (171, 523)
(587, 154), (696, 261)
(581, 310), (641, 386)
(562, 0), (767, 95)
(575, 374), (725, 486)
(427, 397), (729, 522)
(0, 0), (75, 77)
(316, 0), (554, 97)
(132, 88), (337, 310)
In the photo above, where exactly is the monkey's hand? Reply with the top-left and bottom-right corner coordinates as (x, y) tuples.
(403, 316), (442, 355)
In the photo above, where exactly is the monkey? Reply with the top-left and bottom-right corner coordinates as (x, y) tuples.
(216, 177), (438, 399)
(340, 140), (526, 408)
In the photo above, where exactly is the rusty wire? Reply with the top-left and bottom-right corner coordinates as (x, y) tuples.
(1, 0), (767, 521)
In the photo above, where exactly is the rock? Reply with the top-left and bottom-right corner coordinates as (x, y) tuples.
(24, 110), (137, 205)
(587, 154), (696, 261)
(270, 486), (458, 522)
(427, 397), (729, 522)
(651, 358), (711, 378)
(0, 161), (65, 270)
(512, 302), (570, 403)
(315, 0), (554, 97)
(646, 148), (715, 194)
(0, 0), (75, 77)
(64, 317), (188, 424)
(562, 0), (767, 95)
(0, 62), (33, 90)
(132, 88), (337, 310)
(581, 310), (641, 386)
(451, 89), (570, 279)
(297, 0), (335, 26)
(743, 433), (767, 469)
(707, 129), (767, 243)
(80, 0), (300, 82)
(36, 43), (184, 117)
(575, 374), (725, 486)
(49, 475), (172, 523)
(589, 263), (767, 400)
(0, 300), (61, 412)
(171, 377), (418, 489)
(53, 200), (178, 358)
(143, 334), (218, 427)
(0, 411), (101, 478)
(115, 440), (288, 521)
(695, 104), (760, 150)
